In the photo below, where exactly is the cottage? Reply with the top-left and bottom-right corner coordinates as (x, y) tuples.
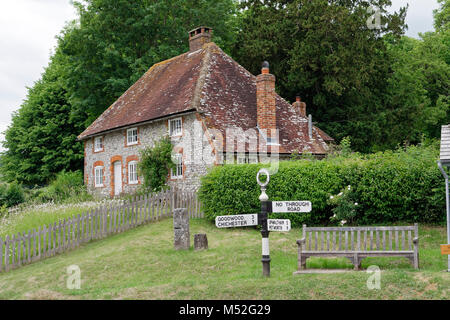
(78, 27), (334, 197)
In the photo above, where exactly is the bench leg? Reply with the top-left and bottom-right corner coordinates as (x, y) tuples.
(353, 254), (362, 271)
(298, 254), (307, 270)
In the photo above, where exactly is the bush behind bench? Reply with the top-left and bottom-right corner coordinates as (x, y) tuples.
(198, 144), (446, 227)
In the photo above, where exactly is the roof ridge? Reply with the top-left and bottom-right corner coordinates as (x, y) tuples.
(190, 43), (213, 112)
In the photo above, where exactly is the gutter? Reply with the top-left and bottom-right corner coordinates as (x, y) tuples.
(77, 109), (198, 141)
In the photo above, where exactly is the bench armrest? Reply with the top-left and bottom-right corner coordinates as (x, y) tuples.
(296, 238), (306, 246)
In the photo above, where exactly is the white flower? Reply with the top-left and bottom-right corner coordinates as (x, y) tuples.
(338, 192), (343, 196)
(332, 214), (337, 218)
(330, 195), (334, 199)
(347, 185), (351, 190)
(354, 202), (358, 206)
(340, 220), (347, 225)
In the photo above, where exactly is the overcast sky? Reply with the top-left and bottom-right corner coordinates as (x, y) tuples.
(0, 0), (441, 150)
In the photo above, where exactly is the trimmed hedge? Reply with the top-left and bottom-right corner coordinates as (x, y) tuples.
(198, 145), (446, 226)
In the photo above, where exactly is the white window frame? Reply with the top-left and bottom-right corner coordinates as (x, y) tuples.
(94, 166), (104, 187)
(128, 161), (139, 185)
(127, 128), (138, 146)
(237, 154), (258, 164)
(237, 154), (246, 164)
(169, 118), (182, 137)
(171, 153), (183, 179)
(248, 155), (258, 164)
(94, 136), (103, 152)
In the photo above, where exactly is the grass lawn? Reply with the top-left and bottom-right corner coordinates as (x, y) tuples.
(0, 218), (448, 300)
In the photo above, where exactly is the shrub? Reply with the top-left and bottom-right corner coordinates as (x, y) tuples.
(37, 171), (89, 203)
(199, 144), (446, 226)
(138, 136), (175, 193)
(0, 181), (25, 208)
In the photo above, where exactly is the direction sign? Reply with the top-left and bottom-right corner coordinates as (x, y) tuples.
(272, 201), (312, 213)
(215, 214), (258, 228)
(441, 244), (450, 255)
(268, 219), (291, 232)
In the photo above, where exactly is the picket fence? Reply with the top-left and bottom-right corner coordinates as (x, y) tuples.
(0, 188), (203, 273)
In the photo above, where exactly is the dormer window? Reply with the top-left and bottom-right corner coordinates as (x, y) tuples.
(169, 118), (182, 137)
(127, 128), (138, 146)
(94, 137), (104, 152)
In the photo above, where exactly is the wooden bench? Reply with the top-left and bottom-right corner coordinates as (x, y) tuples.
(296, 224), (419, 270)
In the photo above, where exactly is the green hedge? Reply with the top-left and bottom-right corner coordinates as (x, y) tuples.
(198, 145), (446, 226)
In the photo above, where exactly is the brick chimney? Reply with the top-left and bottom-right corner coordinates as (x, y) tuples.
(188, 27), (212, 52)
(256, 61), (276, 133)
(292, 95), (307, 117)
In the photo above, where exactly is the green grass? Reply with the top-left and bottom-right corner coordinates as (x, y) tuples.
(0, 218), (448, 300)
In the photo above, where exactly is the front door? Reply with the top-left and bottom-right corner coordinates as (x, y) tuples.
(114, 161), (122, 196)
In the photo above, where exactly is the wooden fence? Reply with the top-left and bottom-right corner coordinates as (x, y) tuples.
(0, 188), (203, 273)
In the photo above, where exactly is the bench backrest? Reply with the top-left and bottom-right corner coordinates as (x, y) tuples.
(302, 224), (418, 252)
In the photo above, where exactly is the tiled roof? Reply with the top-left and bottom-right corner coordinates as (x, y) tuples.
(78, 43), (333, 154)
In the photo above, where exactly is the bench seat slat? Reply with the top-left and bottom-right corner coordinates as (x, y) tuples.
(304, 226), (415, 232)
(301, 251), (414, 256)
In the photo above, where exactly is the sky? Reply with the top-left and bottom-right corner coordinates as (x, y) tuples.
(0, 0), (442, 151)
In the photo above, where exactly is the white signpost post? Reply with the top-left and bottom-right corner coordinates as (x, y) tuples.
(214, 169), (313, 277)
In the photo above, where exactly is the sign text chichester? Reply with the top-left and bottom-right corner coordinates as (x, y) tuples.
(272, 201), (312, 213)
(215, 214), (258, 228)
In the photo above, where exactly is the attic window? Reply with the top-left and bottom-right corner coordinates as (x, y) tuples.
(127, 128), (138, 146)
(94, 137), (103, 152)
(169, 118), (182, 137)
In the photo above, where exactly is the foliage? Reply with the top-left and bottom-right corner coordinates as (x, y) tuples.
(233, 0), (408, 152)
(63, 0), (239, 127)
(199, 143), (446, 226)
(138, 136), (175, 192)
(1, 0), (238, 185)
(35, 170), (91, 203)
(0, 182), (26, 208)
(328, 185), (359, 225)
(1, 49), (84, 186)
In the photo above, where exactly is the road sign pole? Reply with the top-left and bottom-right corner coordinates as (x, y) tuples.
(437, 160), (450, 272)
(260, 199), (271, 277)
(257, 169), (271, 277)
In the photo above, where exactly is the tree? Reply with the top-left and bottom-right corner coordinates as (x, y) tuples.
(62, 0), (239, 127)
(1, 0), (238, 185)
(233, 0), (407, 152)
(1, 45), (84, 186)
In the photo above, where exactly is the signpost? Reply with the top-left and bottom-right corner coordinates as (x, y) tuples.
(441, 244), (450, 256)
(214, 168), (312, 277)
(438, 124), (450, 272)
(255, 168), (312, 277)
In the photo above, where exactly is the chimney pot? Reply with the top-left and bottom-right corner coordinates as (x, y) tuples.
(188, 26), (212, 52)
